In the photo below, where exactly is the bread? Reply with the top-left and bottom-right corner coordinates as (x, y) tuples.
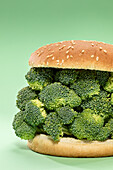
(29, 40), (113, 72)
(28, 40), (113, 157)
(28, 134), (113, 157)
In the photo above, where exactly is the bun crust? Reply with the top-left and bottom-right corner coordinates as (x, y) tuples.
(29, 40), (113, 72)
(28, 134), (113, 157)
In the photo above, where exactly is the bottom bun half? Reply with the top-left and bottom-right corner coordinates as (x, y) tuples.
(27, 134), (113, 157)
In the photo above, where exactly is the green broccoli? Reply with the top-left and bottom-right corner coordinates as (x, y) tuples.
(55, 69), (79, 85)
(43, 112), (63, 141)
(79, 69), (96, 79)
(25, 68), (53, 91)
(106, 119), (113, 138)
(56, 106), (78, 124)
(16, 86), (37, 111)
(104, 75), (113, 92)
(39, 82), (81, 110)
(94, 127), (111, 141)
(111, 93), (113, 105)
(96, 71), (109, 87)
(12, 111), (37, 140)
(25, 99), (47, 127)
(81, 91), (113, 118)
(70, 109), (104, 140)
(70, 79), (100, 100)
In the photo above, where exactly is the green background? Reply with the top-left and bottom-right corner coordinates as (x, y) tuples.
(1, 0), (113, 169)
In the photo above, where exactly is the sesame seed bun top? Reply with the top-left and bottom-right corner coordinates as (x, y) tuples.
(29, 40), (113, 72)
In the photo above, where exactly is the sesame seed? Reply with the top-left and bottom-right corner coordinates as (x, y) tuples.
(46, 55), (50, 58)
(52, 57), (54, 60)
(37, 53), (41, 56)
(62, 59), (64, 63)
(43, 46), (46, 49)
(48, 48), (51, 51)
(59, 46), (65, 50)
(66, 50), (69, 54)
(91, 55), (94, 58)
(71, 40), (76, 45)
(103, 50), (107, 54)
(50, 54), (53, 57)
(67, 55), (69, 59)
(56, 60), (59, 62)
(71, 46), (74, 49)
(57, 63), (59, 66)
(51, 50), (54, 53)
(70, 55), (73, 58)
(96, 56), (99, 61)
(47, 62), (49, 65)
(99, 47), (102, 50)
(81, 50), (85, 53)
(67, 46), (72, 49)
(60, 63), (62, 66)
(91, 43), (94, 46)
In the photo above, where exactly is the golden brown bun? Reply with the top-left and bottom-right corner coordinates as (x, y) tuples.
(29, 40), (113, 72)
(28, 134), (113, 157)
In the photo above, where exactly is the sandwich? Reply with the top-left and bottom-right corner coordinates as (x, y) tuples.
(12, 40), (113, 157)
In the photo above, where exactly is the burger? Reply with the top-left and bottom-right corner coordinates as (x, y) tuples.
(12, 40), (113, 157)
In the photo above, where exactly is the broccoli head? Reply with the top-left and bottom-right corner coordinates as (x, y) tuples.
(56, 106), (78, 125)
(55, 69), (79, 85)
(25, 99), (47, 127)
(96, 71), (109, 87)
(16, 86), (37, 111)
(106, 119), (113, 138)
(104, 75), (113, 92)
(70, 79), (100, 100)
(79, 69), (96, 79)
(12, 111), (37, 140)
(39, 82), (81, 110)
(70, 109), (104, 141)
(43, 112), (63, 141)
(94, 127), (111, 141)
(81, 91), (113, 118)
(25, 68), (53, 91)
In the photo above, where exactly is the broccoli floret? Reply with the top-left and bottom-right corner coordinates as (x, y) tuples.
(104, 75), (113, 92)
(15, 122), (37, 140)
(25, 99), (47, 127)
(55, 69), (79, 85)
(70, 109), (104, 140)
(81, 91), (113, 118)
(70, 79), (100, 100)
(39, 82), (81, 110)
(12, 111), (26, 130)
(25, 68), (53, 91)
(16, 86), (37, 111)
(111, 93), (113, 105)
(96, 71), (109, 87)
(79, 69), (96, 79)
(94, 127), (110, 141)
(12, 111), (37, 140)
(106, 119), (113, 138)
(56, 106), (78, 124)
(43, 112), (63, 141)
